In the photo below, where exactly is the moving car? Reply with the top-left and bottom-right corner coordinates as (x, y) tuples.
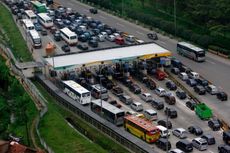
(119, 94), (132, 105)
(176, 90), (187, 100)
(111, 86), (123, 97)
(178, 72), (188, 81)
(61, 44), (70, 52)
(41, 29), (48, 36)
(166, 80), (177, 90)
(155, 87), (166, 97)
(176, 140), (193, 152)
(157, 119), (172, 129)
(164, 107), (177, 118)
(186, 79), (197, 87)
(185, 100), (196, 110)
(140, 93), (152, 102)
(201, 134), (216, 145)
(151, 99), (164, 110)
(218, 144), (230, 153)
(192, 138), (208, 151)
(206, 84), (218, 95)
(156, 138), (171, 151)
(208, 119), (221, 131)
(171, 67), (180, 75)
(129, 83), (141, 94)
(89, 8), (98, 14)
(147, 32), (158, 40)
(194, 85), (206, 95)
(130, 102), (143, 112)
(172, 128), (187, 139)
(143, 109), (157, 121)
(217, 91), (228, 101)
(109, 100), (122, 108)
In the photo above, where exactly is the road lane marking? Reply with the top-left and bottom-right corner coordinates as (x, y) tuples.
(99, 15), (106, 19)
(116, 23), (124, 27)
(206, 60), (216, 65)
(136, 31), (144, 36)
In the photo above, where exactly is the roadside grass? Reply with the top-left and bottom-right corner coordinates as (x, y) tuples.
(0, 3), (32, 62)
(34, 81), (130, 153)
(34, 81), (109, 153)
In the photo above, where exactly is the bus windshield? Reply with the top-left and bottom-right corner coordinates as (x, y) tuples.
(197, 51), (205, 57)
(117, 112), (125, 118)
(70, 36), (77, 39)
(82, 92), (90, 97)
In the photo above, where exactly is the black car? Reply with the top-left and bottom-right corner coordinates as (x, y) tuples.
(88, 40), (98, 48)
(111, 86), (123, 97)
(208, 119), (221, 131)
(218, 144), (230, 153)
(166, 80), (177, 90)
(151, 99), (164, 110)
(171, 67), (180, 75)
(77, 44), (88, 50)
(89, 8), (98, 14)
(176, 140), (193, 152)
(188, 125), (203, 136)
(176, 90), (187, 100)
(157, 119), (172, 129)
(145, 78), (156, 90)
(217, 92), (228, 101)
(129, 83), (141, 94)
(61, 44), (71, 52)
(164, 107), (177, 119)
(16, 12), (22, 19)
(196, 78), (209, 87)
(41, 29), (48, 36)
(147, 33), (158, 40)
(201, 134), (216, 145)
(194, 85), (206, 95)
(186, 79), (197, 87)
(54, 33), (61, 41)
(179, 65), (192, 73)
(79, 34), (88, 42)
(185, 100), (196, 110)
(156, 138), (171, 151)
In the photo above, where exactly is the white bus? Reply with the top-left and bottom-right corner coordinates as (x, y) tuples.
(62, 80), (91, 105)
(37, 13), (53, 28)
(91, 84), (109, 101)
(28, 30), (42, 48)
(60, 27), (78, 45)
(24, 10), (37, 23)
(22, 19), (35, 32)
(91, 99), (125, 126)
(177, 42), (205, 62)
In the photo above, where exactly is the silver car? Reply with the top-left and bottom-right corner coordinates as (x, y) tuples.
(172, 128), (187, 139)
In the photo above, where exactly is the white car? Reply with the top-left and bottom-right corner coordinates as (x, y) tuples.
(107, 34), (116, 42)
(155, 87), (166, 97)
(206, 84), (218, 95)
(169, 148), (184, 153)
(140, 93), (152, 102)
(172, 128), (188, 139)
(97, 34), (105, 42)
(130, 102), (143, 112)
(101, 31), (108, 39)
(192, 137), (208, 151)
(113, 33), (120, 38)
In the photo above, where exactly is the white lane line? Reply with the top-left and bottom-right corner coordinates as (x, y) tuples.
(99, 15), (106, 19)
(136, 31), (144, 36)
(47, 35), (62, 51)
(116, 23), (125, 27)
(206, 60), (216, 65)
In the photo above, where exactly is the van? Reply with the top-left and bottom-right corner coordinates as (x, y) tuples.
(178, 72), (188, 81)
(192, 137), (208, 151)
(157, 125), (170, 138)
(143, 109), (157, 121)
(130, 102), (143, 112)
(140, 93), (152, 102)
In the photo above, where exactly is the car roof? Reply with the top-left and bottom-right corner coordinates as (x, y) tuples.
(145, 109), (157, 114)
(157, 87), (165, 91)
(133, 102), (142, 105)
(170, 149), (184, 153)
(175, 128), (186, 132)
(143, 93), (151, 96)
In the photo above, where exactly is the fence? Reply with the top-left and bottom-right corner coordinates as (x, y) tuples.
(0, 41), (54, 153)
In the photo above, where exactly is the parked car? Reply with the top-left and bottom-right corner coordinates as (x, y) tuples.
(54, 32), (61, 41)
(176, 140), (193, 152)
(172, 128), (188, 139)
(140, 93), (152, 102)
(218, 144), (230, 153)
(77, 44), (88, 50)
(171, 67), (180, 75)
(188, 125), (203, 136)
(155, 87), (166, 97)
(194, 85), (206, 95)
(88, 39), (98, 48)
(119, 94), (132, 105)
(216, 91), (228, 101)
(186, 79), (197, 87)
(185, 100), (196, 110)
(115, 37), (125, 45)
(147, 33), (158, 40)
(164, 107), (177, 118)
(206, 85), (218, 95)
(196, 78), (209, 87)
(156, 138), (171, 151)
(178, 72), (188, 81)
(111, 86), (123, 97)
(107, 34), (116, 42)
(201, 134), (216, 145)
(164, 94), (176, 105)
(176, 90), (187, 100)
(151, 99), (164, 110)
(208, 119), (221, 131)
(157, 119), (172, 129)
(192, 137), (208, 151)
(129, 83), (141, 94)
(41, 29), (48, 36)
(61, 44), (70, 52)
(166, 80), (177, 90)
(109, 100), (122, 108)
(130, 102), (143, 112)
(89, 8), (98, 14)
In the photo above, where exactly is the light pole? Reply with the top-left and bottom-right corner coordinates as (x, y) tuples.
(174, 0), (177, 36)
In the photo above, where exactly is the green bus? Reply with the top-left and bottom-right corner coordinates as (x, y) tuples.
(31, 1), (47, 13)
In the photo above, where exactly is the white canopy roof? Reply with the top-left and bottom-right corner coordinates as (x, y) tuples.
(45, 43), (171, 68)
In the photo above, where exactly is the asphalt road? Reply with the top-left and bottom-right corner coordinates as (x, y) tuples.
(56, 0), (230, 124)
